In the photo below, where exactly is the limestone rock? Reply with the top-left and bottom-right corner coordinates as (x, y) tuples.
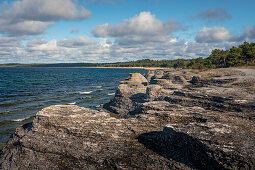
(103, 73), (147, 117)
(1, 68), (255, 169)
(190, 76), (201, 84)
(146, 85), (163, 101)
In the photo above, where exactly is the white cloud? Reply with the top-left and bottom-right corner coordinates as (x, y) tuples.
(29, 40), (58, 51)
(0, 33), (242, 64)
(0, 36), (25, 63)
(196, 25), (255, 43)
(195, 26), (231, 43)
(92, 11), (186, 44)
(0, 0), (91, 35)
(58, 36), (96, 48)
(0, 5), (253, 64)
(2, 0), (91, 21)
(0, 20), (53, 36)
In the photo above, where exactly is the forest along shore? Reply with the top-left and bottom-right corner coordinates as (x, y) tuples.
(1, 68), (255, 169)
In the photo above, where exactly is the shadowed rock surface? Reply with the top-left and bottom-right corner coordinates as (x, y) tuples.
(1, 68), (255, 169)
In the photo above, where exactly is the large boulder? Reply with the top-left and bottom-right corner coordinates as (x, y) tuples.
(103, 73), (148, 117)
(1, 105), (174, 169)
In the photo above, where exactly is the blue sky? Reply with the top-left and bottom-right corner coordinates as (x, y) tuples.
(0, 0), (255, 63)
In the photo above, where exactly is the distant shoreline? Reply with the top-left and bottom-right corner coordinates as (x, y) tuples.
(0, 64), (255, 70)
(0, 66), (169, 70)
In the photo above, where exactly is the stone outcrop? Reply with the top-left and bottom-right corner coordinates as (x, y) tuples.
(1, 105), (174, 169)
(1, 68), (255, 169)
(103, 73), (148, 117)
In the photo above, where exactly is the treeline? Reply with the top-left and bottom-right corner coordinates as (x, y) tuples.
(100, 42), (255, 69)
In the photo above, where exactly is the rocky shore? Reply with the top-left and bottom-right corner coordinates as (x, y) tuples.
(1, 68), (255, 169)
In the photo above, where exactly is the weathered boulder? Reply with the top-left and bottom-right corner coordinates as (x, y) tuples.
(138, 124), (254, 170)
(190, 76), (201, 85)
(150, 79), (174, 89)
(0, 105), (177, 169)
(119, 73), (148, 86)
(1, 105), (114, 169)
(103, 73), (148, 117)
(146, 85), (163, 101)
(145, 70), (155, 82)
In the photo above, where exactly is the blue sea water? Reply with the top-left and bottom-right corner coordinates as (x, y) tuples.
(0, 67), (146, 149)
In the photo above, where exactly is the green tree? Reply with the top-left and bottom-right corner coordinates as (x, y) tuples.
(226, 47), (244, 67)
(239, 42), (255, 64)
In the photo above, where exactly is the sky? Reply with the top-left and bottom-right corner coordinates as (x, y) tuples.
(0, 0), (255, 63)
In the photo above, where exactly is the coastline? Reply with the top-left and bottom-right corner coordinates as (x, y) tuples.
(1, 68), (255, 169)
(0, 67), (148, 153)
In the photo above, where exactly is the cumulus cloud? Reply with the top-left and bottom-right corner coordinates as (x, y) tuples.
(28, 40), (59, 51)
(1, 34), (230, 64)
(229, 25), (255, 42)
(0, 36), (22, 47)
(243, 25), (255, 40)
(195, 25), (255, 44)
(92, 11), (186, 44)
(0, 36), (25, 63)
(0, 20), (53, 36)
(58, 36), (96, 48)
(26, 38), (48, 47)
(0, 0), (91, 35)
(191, 8), (232, 22)
(195, 26), (231, 43)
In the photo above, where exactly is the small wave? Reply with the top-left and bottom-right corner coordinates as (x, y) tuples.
(95, 86), (102, 88)
(13, 116), (33, 122)
(108, 93), (115, 96)
(80, 91), (93, 94)
(68, 102), (76, 105)
(0, 116), (35, 125)
(13, 118), (27, 122)
(90, 104), (102, 108)
(96, 104), (102, 108)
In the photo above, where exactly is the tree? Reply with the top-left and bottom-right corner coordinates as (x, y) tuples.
(239, 42), (255, 64)
(226, 47), (244, 67)
(207, 49), (229, 68)
(173, 59), (187, 68)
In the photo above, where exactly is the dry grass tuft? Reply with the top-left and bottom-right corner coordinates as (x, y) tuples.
(197, 69), (243, 78)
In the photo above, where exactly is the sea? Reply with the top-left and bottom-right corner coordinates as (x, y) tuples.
(0, 67), (146, 149)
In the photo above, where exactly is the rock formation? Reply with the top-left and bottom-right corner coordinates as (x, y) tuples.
(104, 73), (148, 117)
(1, 68), (255, 169)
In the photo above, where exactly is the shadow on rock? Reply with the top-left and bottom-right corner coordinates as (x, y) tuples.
(130, 93), (147, 103)
(22, 122), (33, 131)
(137, 127), (227, 170)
